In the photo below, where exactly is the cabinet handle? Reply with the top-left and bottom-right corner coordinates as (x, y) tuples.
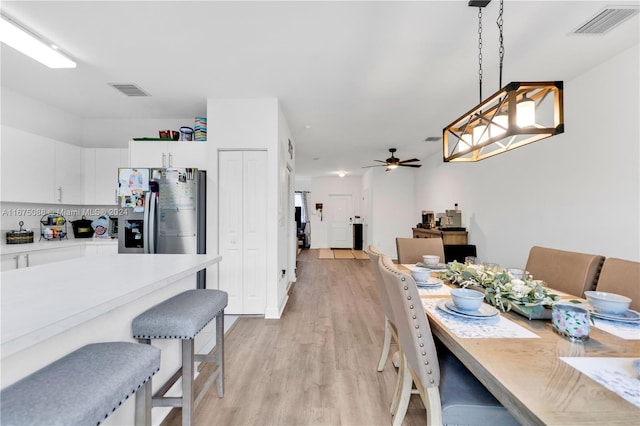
(58, 187), (63, 203)
(162, 153), (166, 167)
(25, 253), (30, 267)
(14, 255), (19, 269)
(168, 152), (173, 168)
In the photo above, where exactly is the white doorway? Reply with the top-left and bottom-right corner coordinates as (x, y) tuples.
(327, 194), (353, 249)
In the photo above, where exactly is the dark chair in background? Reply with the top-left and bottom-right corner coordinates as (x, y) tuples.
(443, 244), (477, 263)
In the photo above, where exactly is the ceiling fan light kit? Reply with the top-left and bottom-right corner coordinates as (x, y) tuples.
(363, 148), (422, 172)
(443, 0), (564, 163)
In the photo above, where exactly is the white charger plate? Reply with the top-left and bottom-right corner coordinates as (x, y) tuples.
(416, 262), (447, 270)
(590, 309), (640, 323)
(416, 277), (444, 288)
(437, 300), (499, 319)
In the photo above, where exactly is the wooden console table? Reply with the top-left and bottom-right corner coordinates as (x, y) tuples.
(412, 227), (468, 245)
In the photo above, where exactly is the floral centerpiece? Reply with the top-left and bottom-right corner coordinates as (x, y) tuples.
(438, 261), (560, 319)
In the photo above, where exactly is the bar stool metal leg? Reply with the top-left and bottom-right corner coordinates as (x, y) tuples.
(182, 339), (195, 426)
(216, 310), (224, 397)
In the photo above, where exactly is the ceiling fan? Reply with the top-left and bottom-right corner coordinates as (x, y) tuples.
(363, 148), (422, 171)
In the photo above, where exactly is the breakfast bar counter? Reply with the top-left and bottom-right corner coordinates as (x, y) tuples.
(1, 253), (222, 424)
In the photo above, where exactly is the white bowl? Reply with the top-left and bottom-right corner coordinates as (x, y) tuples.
(584, 291), (631, 314)
(411, 268), (431, 283)
(451, 288), (485, 311)
(422, 255), (440, 267)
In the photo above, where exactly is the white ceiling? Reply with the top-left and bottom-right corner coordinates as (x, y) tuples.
(1, 1), (638, 178)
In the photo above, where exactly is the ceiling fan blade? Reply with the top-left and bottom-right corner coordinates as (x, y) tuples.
(398, 164), (422, 168)
(373, 159), (387, 163)
(362, 164), (387, 168)
(398, 158), (420, 164)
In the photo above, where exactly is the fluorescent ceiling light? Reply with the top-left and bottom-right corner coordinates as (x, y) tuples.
(0, 13), (76, 68)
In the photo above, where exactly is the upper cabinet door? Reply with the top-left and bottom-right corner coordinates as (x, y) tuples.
(166, 142), (207, 169)
(84, 148), (124, 205)
(129, 141), (168, 167)
(129, 141), (208, 169)
(54, 141), (83, 204)
(1, 126), (56, 203)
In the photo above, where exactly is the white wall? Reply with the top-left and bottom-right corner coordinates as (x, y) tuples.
(81, 118), (200, 148)
(1, 87), (81, 145)
(277, 104), (295, 315)
(206, 98), (288, 319)
(1, 88), (197, 149)
(366, 167), (417, 257)
(414, 45), (640, 266)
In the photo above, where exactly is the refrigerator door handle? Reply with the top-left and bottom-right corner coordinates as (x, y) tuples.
(147, 192), (157, 253)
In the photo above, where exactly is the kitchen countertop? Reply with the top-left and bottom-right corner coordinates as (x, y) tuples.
(1, 253), (222, 359)
(0, 237), (117, 255)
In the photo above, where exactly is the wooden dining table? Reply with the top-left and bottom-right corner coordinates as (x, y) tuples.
(399, 265), (640, 425)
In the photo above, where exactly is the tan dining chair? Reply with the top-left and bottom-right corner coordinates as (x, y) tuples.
(378, 254), (518, 426)
(524, 246), (605, 298)
(595, 258), (640, 312)
(395, 237), (445, 265)
(366, 245), (398, 372)
(366, 245), (404, 416)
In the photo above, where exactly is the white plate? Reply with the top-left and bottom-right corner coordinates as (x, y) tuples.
(416, 262), (447, 270)
(437, 300), (499, 319)
(416, 277), (443, 288)
(590, 309), (640, 323)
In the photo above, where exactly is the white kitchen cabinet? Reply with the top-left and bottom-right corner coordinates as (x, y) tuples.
(129, 141), (207, 169)
(1, 126), (55, 203)
(0, 244), (84, 271)
(1, 253), (28, 271)
(83, 148), (129, 204)
(0, 126), (83, 204)
(54, 142), (83, 204)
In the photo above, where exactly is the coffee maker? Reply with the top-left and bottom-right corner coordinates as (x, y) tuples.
(442, 208), (462, 228)
(421, 210), (435, 229)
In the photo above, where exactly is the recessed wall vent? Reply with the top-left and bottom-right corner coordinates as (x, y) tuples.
(108, 83), (150, 97)
(573, 5), (639, 34)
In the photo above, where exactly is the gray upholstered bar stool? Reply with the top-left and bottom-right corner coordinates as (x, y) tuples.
(132, 289), (228, 426)
(0, 342), (160, 426)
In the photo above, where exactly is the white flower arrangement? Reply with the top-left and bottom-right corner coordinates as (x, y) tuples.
(438, 261), (560, 316)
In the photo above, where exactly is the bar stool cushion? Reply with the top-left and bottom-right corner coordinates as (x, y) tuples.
(132, 289), (228, 340)
(0, 342), (160, 426)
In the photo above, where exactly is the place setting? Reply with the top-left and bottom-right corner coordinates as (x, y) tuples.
(582, 291), (640, 340)
(436, 288), (499, 321)
(415, 254), (447, 271)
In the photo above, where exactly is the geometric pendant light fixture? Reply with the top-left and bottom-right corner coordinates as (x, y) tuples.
(443, 0), (564, 162)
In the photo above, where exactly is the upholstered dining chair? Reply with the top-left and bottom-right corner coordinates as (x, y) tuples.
(524, 246), (605, 298)
(366, 245), (398, 372)
(366, 245), (405, 416)
(378, 254), (519, 426)
(595, 258), (640, 312)
(395, 237), (445, 265)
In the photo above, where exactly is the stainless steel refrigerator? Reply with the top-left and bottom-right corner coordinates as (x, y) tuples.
(117, 167), (206, 286)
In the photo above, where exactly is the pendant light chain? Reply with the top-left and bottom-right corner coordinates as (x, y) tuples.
(477, 6), (484, 103)
(497, 0), (504, 89)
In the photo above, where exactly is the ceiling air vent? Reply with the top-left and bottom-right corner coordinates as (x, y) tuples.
(424, 136), (442, 142)
(108, 83), (150, 97)
(573, 5), (639, 34)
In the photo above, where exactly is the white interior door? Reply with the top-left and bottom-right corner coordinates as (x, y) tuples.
(242, 151), (267, 314)
(219, 151), (244, 313)
(327, 194), (353, 249)
(218, 150), (267, 315)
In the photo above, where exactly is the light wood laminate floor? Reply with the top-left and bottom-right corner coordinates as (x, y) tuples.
(162, 249), (428, 425)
